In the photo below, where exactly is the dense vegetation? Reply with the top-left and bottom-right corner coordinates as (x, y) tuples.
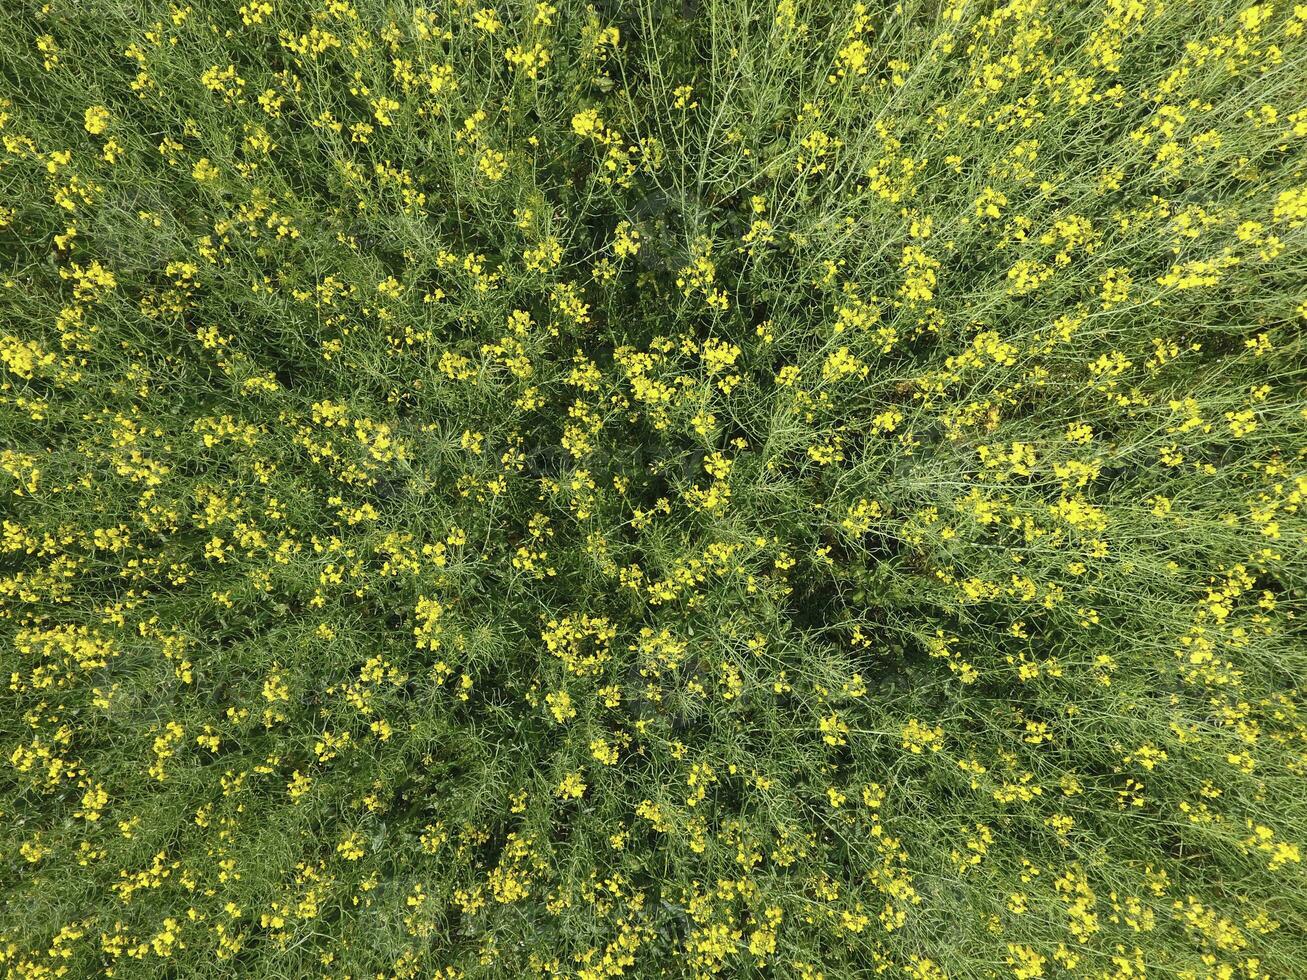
(1, 0), (1305, 977)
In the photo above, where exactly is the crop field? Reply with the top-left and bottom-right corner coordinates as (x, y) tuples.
(0, 0), (1305, 977)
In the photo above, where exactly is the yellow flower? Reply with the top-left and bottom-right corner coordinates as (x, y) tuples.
(902, 718), (944, 754)
(555, 771), (587, 799)
(84, 105), (111, 135)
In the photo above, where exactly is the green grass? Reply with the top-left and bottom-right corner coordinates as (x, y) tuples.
(1, 0), (1305, 977)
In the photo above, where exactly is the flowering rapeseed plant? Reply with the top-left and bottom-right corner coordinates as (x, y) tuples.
(0, 1), (1305, 978)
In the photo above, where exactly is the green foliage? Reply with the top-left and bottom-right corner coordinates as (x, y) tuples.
(1, 0), (1305, 977)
